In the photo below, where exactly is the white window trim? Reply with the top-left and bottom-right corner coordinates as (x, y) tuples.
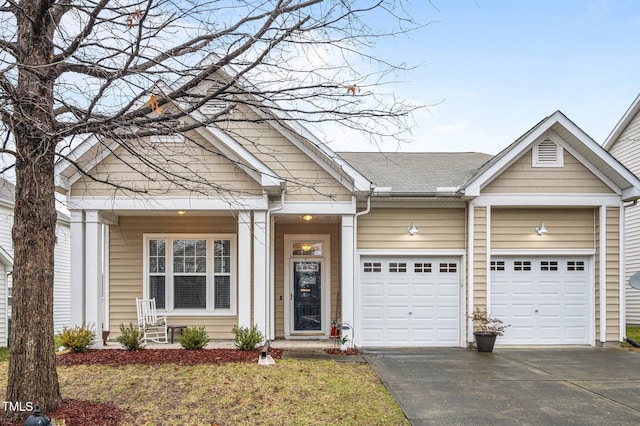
(143, 233), (237, 316)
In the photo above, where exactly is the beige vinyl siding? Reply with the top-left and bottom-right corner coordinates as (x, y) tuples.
(71, 130), (263, 197)
(491, 208), (595, 250)
(274, 223), (340, 338)
(108, 215), (238, 339)
(605, 207), (620, 341)
(608, 113), (640, 325)
(473, 207), (487, 308)
(483, 150), (614, 194)
(220, 118), (352, 202)
(357, 208), (466, 250)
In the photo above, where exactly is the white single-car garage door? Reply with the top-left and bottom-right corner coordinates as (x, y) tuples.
(360, 256), (461, 347)
(490, 257), (590, 345)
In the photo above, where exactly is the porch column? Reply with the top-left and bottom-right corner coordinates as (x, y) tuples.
(85, 210), (104, 348)
(253, 211), (267, 338)
(341, 215), (355, 346)
(237, 211), (252, 328)
(69, 210), (85, 326)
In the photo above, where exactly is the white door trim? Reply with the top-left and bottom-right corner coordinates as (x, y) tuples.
(284, 234), (331, 338)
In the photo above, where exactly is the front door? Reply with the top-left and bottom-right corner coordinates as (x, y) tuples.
(293, 261), (322, 331)
(284, 234), (330, 337)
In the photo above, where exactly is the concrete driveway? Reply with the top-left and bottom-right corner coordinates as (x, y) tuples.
(365, 348), (640, 425)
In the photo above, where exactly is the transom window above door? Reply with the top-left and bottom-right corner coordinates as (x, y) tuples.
(291, 241), (323, 256)
(145, 234), (236, 314)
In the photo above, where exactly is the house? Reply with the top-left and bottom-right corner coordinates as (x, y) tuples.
(604, 93), (640, 326)
(0, 178), (71, 346)
(55, 80), (640, 347)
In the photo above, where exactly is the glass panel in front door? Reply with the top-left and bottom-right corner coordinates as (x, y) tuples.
(293, 261), (322, 331)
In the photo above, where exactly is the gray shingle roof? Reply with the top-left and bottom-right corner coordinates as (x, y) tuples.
(338, 152), (493, 194)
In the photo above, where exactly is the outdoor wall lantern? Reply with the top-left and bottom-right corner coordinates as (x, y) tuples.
(407, 222), (419, 236)
(535, 222), (548, 236)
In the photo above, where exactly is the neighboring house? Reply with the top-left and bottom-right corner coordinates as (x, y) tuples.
(0, 178), (71, 346)
(55, 79), (640, 347)
(604, 93), (640, 326)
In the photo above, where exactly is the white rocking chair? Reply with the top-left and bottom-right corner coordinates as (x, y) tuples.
(136, 298), (168, 344)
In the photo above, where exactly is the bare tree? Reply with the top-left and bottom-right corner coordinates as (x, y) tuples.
(0, 0), (421, 420)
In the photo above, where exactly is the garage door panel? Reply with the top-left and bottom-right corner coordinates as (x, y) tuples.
(566, 282), (588, 295)
(387, 283), (409, 296)
(360, 256), (460, 347)
(491, 257), (589, 345)
(539, 282), (561, 295)
(413, 284), (435, 297)
(362, 306), (384, 320)
(512, 282), (536, 296)
(362, 283), (384, 297)
(565, 304), (588, 318)
(387, 306), (409, 319)
(538, 304), (561, 319)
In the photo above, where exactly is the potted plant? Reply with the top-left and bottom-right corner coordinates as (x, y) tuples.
(469, 307), (509, 352)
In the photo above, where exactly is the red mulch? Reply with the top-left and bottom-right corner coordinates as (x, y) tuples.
(1, 399), (126, 426)
(57, 347), (282, 367)
(2, 348), (283, 425)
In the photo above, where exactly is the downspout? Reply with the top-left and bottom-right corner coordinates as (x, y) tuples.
(265, 188), (285, 340)
(351, 193), (371, 347)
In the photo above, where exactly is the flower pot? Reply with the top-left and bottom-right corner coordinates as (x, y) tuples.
(473, 331), (497, 352)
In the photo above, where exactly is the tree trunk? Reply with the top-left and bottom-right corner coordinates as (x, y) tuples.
(3, 136), (62, 422)
(3, 0), (63, 421)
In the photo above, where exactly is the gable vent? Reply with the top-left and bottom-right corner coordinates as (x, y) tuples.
(532, 138), (563, 167)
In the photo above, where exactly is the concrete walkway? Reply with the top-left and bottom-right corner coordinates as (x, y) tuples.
(365, 347), (640, 425)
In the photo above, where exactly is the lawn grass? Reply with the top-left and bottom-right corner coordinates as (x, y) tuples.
(0, 359), (409, 425)
(626, 325), (640, 341)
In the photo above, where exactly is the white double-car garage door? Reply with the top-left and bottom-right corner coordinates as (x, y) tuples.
(360, 256), (462, 347)
(359, 255), (590, 347)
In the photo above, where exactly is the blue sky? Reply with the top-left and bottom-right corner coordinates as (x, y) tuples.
(331, 0), (640, 154)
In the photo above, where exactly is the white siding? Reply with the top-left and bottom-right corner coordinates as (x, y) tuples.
(608, 110), (640, 325)
(54, 220), (71, 333)
(0, 203), (13, 346)
(0, 200), (71, 345)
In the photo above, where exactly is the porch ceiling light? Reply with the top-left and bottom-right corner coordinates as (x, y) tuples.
(408, 222), (419, 236)
(535, 222), (548, 236)
(302, 215), (313, 222)
(177, 210), (186, 215)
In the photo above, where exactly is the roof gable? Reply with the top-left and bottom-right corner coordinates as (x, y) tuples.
(56, 74), (371, 197)
(604, 93), (640, 150)
(464, 111), (640, 201)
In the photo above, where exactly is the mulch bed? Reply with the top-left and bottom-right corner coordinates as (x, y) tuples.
(56, 347), (283, 367)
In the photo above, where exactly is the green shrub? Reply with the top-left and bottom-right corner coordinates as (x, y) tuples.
(57, 323), (96, 352)
(179, 326), (209, 350)
(232, 324), (263, 351)
(116, 323), (144, 351)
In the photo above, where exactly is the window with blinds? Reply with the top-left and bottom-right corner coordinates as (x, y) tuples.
(146, 235), (235, 313)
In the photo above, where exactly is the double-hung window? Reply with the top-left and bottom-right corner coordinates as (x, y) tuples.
(145, 234), (236, 314)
